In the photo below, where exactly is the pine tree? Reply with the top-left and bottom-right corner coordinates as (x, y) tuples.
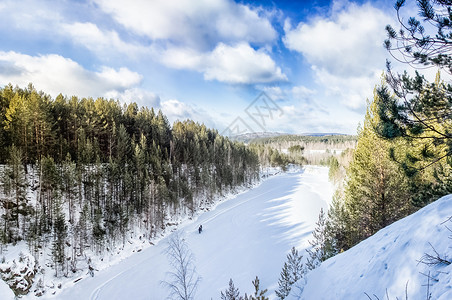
(324, 192), (348, 255)
(62, 153), (77, 224)
(276, 263), (292, 299)
(344, 90), (412, 247)
(1, 145), (30, 243)
(249, 276), (268, 300)
(276, 247), (304, 299)
(221, 278), (241, 300)
(52, 199), (67, 277)
(306, 208), (328, 270)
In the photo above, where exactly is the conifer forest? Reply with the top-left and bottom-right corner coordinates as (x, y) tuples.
(0, 84), (261, 276)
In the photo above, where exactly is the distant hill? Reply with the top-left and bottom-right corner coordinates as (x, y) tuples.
(230, 132), (348, 143)
(230, 132), (289, 143)
(299, 133), (347, 137)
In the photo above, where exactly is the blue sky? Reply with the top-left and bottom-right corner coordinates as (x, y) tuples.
(0, 0), (418, 134)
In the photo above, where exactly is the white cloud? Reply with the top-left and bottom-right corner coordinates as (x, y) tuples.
(61, 22), (147, 57)
(161, 99), (195, 119)
(105, 88), (216, 127)
(161, 43), (287, 84)
(284, 1), (394, 109)
(0, 0), (284, 86)
(93, 0), (276, 50)
(104, 88), (161, 108)
(260, 86), (286, 101)
(0, 0), (63, 32)
(89, 0), (285, 84)
(0, 51), (142, 98)
(291, 85), (316, 100)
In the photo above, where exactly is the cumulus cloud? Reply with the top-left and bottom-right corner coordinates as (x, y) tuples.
(0, 0), (63, 33)
(61, 22), (147, 57)
(104, 88), (161, 108)
(283, 1), (394, 109)
(291, 85), (316, 101)
(89, 0), (285, 84)
(0, 51), (142, 98)
(93, 0), (276, 50)
(161, 43), (287, 84)
(0, 0), (285, 85)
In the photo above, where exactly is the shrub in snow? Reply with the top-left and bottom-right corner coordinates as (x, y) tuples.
(0, 252), (37, 296)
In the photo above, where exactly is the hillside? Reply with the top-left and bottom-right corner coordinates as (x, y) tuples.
(289, 194), (452, 300)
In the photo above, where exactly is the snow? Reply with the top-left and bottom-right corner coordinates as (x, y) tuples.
(0, 278), (14, 300)
(289, 194), (452, 300)
(33, 165), (332, 300)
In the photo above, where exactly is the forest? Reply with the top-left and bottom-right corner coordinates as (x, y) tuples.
(0, 83), (263, 278)
(250, 134), (356, 165)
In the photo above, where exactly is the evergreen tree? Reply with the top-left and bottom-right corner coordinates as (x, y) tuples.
(344, 92), (412, 247)
(306, 208), (329, 270)
(221, 278), (241, 300)
(51, 199), (67, 277)
(62, 153), (77, 224)
(1, 145), (30, 243)
(276, 263), (293, 299)
(324, 193), (348, 256)
(249, 276), (268, 300)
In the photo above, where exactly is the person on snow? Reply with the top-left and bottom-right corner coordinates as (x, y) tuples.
(198, 225), (203, 234)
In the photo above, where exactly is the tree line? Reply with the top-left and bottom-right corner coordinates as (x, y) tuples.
(0, 83), (260, 277)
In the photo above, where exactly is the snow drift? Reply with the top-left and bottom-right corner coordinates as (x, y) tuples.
(290, 194), (452, 300)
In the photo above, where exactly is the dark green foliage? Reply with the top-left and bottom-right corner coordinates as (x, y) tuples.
(376, 73), (452, 174)
(1, 145), (30, 243)
(51, 201), (67, 277)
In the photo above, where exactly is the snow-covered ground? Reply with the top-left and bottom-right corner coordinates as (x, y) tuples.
(289, 194), (452, 300)
(21, 165), (331, 300)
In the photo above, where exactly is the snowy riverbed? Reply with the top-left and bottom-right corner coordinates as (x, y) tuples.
(30, 165), (332, 300)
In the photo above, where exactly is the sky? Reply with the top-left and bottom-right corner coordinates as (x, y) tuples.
(0, 0), (423, 135)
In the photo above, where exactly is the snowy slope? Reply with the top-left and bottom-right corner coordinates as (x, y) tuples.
(30, 166), (332, 300)
(0, 279), (14, 299)
(289, 194), (452, 300)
